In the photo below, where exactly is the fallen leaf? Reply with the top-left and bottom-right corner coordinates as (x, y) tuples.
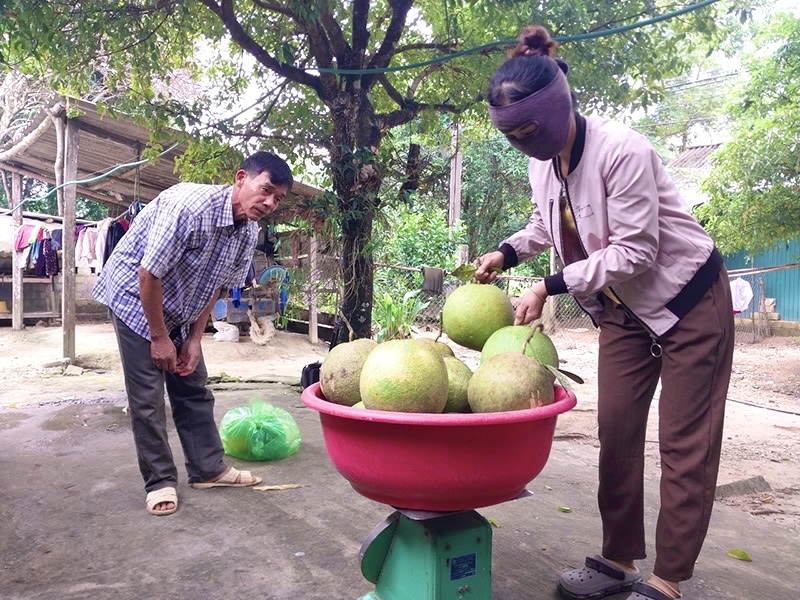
(253, 484), (305, 491)
(727, 549), (752, 562)
(558, 506), (572, 513)
(487, 518), (500, 528)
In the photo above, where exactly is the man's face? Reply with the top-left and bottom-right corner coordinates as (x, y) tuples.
(233, 169), (289, 222)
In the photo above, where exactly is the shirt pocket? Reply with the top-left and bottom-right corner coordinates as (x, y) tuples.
(185, 232), (208, 251)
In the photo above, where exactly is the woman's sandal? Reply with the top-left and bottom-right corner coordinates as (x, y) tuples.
(190, 466), (262, 489)
(627, 581), (682, 600)
(145, 486), (178, 516)
(557, 555), (643, 600)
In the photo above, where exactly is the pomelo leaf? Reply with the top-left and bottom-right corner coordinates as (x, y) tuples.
(557, 506), (572, 513)
(450, 264), (477, 283)
(546, 365), (574, 391)
(727, 549), (752, 562)
(450, 264), (502, 283)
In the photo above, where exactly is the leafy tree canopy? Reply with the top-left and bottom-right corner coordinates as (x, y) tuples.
(697, 12), (800, 254)
(0, 0), (756, 337)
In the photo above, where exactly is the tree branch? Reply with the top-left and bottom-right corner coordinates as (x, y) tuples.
(351, 0), (370, 60)
(251, 0), (297, 20)
(197, 0), (323, 95)
(364, 0), (414, 87)
(376, 75), (405, 107)
(319, 0), (350, 62)
(394, 42), (455, 54)
(407, 62), (444, 99)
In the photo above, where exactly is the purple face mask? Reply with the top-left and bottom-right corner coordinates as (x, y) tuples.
(488, 70), (572, 161)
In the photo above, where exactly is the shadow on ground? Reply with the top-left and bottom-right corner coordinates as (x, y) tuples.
(1, 383), (798, 599)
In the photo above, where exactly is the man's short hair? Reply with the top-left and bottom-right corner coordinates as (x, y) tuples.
(241, 151), (293, 190)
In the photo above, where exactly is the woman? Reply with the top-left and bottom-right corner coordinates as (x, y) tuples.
(474, 24), (734, 600)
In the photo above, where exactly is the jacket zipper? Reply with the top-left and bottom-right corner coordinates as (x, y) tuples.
(555, 162), (663, 357)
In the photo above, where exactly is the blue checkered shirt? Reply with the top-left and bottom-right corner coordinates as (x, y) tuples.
(92, 183), (258, 341)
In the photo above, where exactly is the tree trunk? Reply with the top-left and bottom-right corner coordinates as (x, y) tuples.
(329, 91), (383, 344)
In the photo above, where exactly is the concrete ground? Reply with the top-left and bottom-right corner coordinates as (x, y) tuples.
(1, 381), (798, 600)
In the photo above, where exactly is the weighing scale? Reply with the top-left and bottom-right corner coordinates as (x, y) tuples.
(301, 382), (576, 600)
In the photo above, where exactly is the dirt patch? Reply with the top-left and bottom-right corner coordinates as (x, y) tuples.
(1, 321), (799, 533)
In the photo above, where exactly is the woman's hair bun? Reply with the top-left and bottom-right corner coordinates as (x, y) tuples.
(510, 24), (559, 58)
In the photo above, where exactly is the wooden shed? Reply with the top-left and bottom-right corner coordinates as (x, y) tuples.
(0, 98), (323, 359)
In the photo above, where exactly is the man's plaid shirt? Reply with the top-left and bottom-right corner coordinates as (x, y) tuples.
(92, 183), (258, 341)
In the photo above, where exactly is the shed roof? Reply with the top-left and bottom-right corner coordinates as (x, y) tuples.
(0, 98), (322, 222)
(668, 144), (721, 169)
(667, 144), (722, 208)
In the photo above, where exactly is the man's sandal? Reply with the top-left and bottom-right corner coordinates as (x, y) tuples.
(626, 581), (682, 600)
(190, 466), (262, 489)
(145, 486), (178, 516)
(557, 555), (643, 600)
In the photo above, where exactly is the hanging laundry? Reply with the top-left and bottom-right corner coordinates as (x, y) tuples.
(729, 278), (754, 314)
(43, 236), (59, 276)
(14, 224), (35, 251)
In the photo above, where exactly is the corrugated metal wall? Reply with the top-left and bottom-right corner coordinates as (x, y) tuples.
(725, 240), (800, 322)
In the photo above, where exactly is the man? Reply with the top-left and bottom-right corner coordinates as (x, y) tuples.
(92, 151), (293, 516)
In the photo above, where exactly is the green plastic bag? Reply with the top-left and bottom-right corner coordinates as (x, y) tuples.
(219, 401), (301, 461)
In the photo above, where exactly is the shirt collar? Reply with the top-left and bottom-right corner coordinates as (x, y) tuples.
(216, 186), (235, 228)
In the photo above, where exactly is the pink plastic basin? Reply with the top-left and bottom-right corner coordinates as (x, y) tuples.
(301, 382), (577, 511)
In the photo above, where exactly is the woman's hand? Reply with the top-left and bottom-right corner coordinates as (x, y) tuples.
(474, 251), (505, 283)
(515, 286), (548, 325)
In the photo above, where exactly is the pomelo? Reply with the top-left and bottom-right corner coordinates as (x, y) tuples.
(442, 284), (514, 351)
(481, 325), (559, 368)
(320, 338), (378, 406)
(352, 401), (366, 409)
(468, 352), (554, 413)
(360, 339), (448, 413)
(442, 356), (472, 413)
(414, 336), (455, 358)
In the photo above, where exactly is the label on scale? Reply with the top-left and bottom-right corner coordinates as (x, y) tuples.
(449, 553), (477, 581)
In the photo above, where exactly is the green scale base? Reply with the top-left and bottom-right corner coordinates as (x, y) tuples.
(358, 509), (493, 600)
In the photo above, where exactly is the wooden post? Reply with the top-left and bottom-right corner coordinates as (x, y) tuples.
(308, 235), (319, 345)
(61, 117), (80, 361)
(448, 124), (469, 265)
(10, 172), (24, 330)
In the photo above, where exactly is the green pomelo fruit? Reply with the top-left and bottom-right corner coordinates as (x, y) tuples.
(442, 356), (473, 413)
(352, 401), (366, 409)
(414, 337), (455, 358)
(481, 325), (559, 368)
(442, 284), (514, 351)
(320, 338), (378, 406)
(468, 352), (555, 413)
(360, 339), (448, 413)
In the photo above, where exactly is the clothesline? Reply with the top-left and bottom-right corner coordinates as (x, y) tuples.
(727, 263), (800, 277)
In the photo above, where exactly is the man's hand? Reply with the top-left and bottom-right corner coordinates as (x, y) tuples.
(474, 251), (505, 283)
(515, 287), (548, 325)
(151, 336), (178, 372)
(176, 337), (202, 377)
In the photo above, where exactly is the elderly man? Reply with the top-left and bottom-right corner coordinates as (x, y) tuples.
(92, 151), (293, 516)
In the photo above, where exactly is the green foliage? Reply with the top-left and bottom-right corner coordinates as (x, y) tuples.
(375, 206), (464, 270)
(0, 0), (764, 337)
(698, 13), (800, 254)
(459, 131), (532, 260)
(373, 290), (430, 342)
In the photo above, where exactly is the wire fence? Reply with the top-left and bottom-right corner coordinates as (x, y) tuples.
(373, 263), (594, 337)
(372, 264), (797, 345)
(277, 231), (797, 347)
